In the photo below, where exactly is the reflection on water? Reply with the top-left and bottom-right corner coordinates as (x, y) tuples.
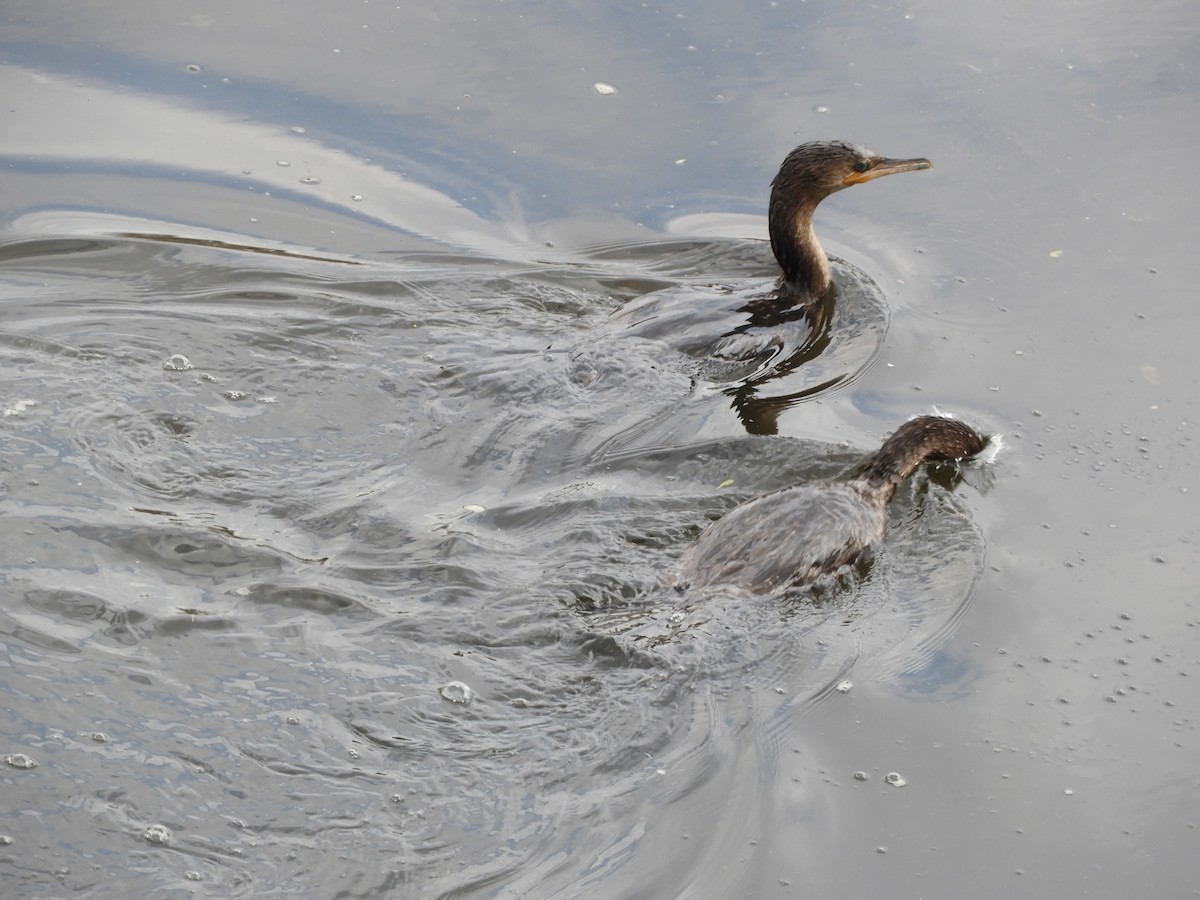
(7, 0), (1200, 890)
(0, 230), (984, 896)
(592, 247), (890, 435)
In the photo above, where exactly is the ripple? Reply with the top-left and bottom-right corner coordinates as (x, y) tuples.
(576, 256), (889, 437)
(0, 227), (987, 896)
(599, 258), (886, 384)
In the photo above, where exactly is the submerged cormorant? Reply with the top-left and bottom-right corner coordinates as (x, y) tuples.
(603, 142), (931, 423)
(676, 416), (987, 593)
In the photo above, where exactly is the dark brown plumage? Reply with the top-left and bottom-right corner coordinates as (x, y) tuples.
(600, 141), (934, 434)
(677, 416), (987, 593)
(767, 141), (932, 305)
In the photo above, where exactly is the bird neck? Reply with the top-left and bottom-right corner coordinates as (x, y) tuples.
(769, 197), (831, 304)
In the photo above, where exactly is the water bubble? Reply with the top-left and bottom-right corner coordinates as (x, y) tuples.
(90, 732), (109, 743)
(162, 354), (193, 371)
(835, 680), (853, 693)
(290, 126), (307, 134)
(852, 771), (869, 781)
(439, 680), (475, 704)
(814, 105), (830, 113)
(4, 753), (38, 769)
(185, 871), (202, 881)
(142, 824), (171, 844)
(592, 82), (617, 95)
(884, 772), (907, 787)
(299, 176), (321, 185)
(223, 390), (248, 401)
(0, 835), (12, 845)
(276, 160), (291, 167)
(184, 64), (202, 73)
(351, 194), (364, 202)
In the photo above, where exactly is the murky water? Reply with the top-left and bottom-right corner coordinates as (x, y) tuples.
(2, 0), (1198, 897)
(0, 227), (986, 895)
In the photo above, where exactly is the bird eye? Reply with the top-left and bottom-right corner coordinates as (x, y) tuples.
(853, 160), (871, 173)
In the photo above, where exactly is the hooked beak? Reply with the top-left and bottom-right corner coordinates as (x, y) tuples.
(842, 156), (933, 186)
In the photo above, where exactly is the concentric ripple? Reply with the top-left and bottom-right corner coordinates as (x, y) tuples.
(0, 230), (985, 897)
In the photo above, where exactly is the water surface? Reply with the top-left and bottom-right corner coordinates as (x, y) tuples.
(2, 1), (1197, 897)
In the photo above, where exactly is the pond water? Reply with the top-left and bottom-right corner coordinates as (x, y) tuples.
(2, 1), (1197, 898)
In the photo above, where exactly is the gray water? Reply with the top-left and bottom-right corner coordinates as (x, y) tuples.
(2, 1), (1198, 898)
